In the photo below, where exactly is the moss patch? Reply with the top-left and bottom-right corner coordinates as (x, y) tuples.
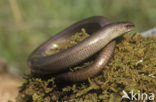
(16, 33), (156, 102)
(45, 28), (89, 56)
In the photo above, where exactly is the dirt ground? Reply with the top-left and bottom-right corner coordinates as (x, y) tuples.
(0, 60), (21, 102)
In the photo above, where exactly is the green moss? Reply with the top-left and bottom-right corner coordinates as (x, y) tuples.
(45, 28), (89, 56)
(16, 32), (156, 102)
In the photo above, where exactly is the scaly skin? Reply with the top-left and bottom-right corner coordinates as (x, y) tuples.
(56, 41), (116, 82)
(28, 16), (110, 74)
(27, 16), (134, 82)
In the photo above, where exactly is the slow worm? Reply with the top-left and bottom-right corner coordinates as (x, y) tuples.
(28, 16), (134, 81)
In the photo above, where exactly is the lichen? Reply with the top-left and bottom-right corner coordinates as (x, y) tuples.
(16, 31), (156, 102)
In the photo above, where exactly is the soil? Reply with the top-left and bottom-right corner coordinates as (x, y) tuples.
(0, 60), (21, 102)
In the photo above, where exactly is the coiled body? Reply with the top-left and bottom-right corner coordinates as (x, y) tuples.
(56, 41), (116, 82)
(28, 16), (134, 82)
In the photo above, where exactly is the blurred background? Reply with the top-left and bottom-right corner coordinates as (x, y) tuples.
(0, 0), (156, 74)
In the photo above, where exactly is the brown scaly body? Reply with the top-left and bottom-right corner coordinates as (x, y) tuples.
(28, 16), (134, 82)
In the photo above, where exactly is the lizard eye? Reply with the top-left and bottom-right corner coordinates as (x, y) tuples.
(125, 23), (134, 29)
